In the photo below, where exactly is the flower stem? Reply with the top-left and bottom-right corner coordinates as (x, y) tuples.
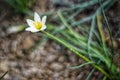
(42, 31), (111, 79)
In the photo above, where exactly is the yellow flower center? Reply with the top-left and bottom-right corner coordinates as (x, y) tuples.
(33, 22), (42, 30)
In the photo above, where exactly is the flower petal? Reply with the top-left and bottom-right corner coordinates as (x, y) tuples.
(40, 25), (46, 31)
(25, 27), (40, 32)
(26, 19), (34, 28)
(42, 16), (47, 25)
(25, 27), (33, 31)
(34, 12), (41, 22)
(31, 30), (40, 32)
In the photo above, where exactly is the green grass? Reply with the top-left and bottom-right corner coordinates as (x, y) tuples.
(5, 0), (35, 14)
(39, 0), (120, 79)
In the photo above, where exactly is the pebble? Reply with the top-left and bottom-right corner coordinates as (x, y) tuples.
(0, 61), (9, 71)
(46, 54), (57, 63)
(58, 56), (65, 63)
(23, 36), (35, 49)
(50, 63), (64, 71)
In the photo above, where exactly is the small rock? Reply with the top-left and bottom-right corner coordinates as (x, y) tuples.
(23, 67), (38, 77)
(0, 61), (9, 71)
(50, 63), (64, 71)
(53, 72), (60, 78)
(64, 78), (71, 80)
(22, 37), (35, 49)
(46, 55), (57, 63)
(58, 56), (65, 63)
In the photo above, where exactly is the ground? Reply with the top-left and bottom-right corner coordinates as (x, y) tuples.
(0, 0), (120, 80)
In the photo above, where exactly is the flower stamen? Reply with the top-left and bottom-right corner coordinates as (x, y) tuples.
(33, 22), (42, 30)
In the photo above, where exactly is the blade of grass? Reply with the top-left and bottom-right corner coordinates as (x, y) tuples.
(57, 11), (86, 42)
(72, 0), (114, 26)
(99, 0), (120, 77)
(87, 16), (96, 60)
(97, 12), (118, 75)
(61, 0), (99, 12)
(58, 11), (110, 62)
(70, 0), (99, 10)
(86, 68), (95, 80)
(43, 31), (111, 79)
(97, 13), (108, 57)
(69, 62), (95, 69)
(72, 15), (94, 26)
(85, 60), (102, 80)
(0, 71), (8, 80)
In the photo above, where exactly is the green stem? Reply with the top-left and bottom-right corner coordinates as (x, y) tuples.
(97, 13), (108, 57)
(42, 31), (111, 79)
(0, 71), (8, 80)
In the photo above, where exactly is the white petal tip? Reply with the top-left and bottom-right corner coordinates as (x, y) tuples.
(40, 25), (47, 31)
(25, 28), (31, 31)
(34, 12), (41, 22)
(42, 16), (47, 24)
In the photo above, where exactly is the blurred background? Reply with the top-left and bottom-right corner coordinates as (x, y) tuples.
(0, 0), (120, 80)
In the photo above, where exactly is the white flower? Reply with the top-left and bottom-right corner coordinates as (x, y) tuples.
(25, 12), (47, 32)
